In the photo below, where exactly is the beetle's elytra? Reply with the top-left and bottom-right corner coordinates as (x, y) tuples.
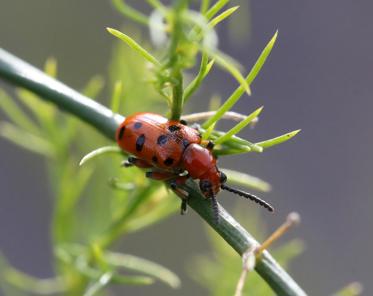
(116, 112), (273, 222)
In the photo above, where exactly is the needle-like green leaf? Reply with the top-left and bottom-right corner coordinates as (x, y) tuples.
(332, 282), (363, 296)
(82, 75), (105, 99)
(247, 30), (278, 89)
(57, 245), (156, 288)
(202, 31), (278, 129)
(0, 253), (67, 295)
(84, 272), (114, 296)
(199, 126), (262, 152)
(209, 6), (239, 28)
(112, 275), (155, 285)
(111, 81), (123, 113)
(16, 88), (56, 128)
(107, 28), (161, 67)
(123, 196), (179, 233)
(213, 147), (251, 156)
(200, 0), (211, 14)
(0, 122), (54, 156)
(202, 121), (216, 140)
(205, 0), (230, 19)
(0, 90), (40, 134)
(214, 106), (263, 145)
(105, 251), (181, 288)
(210, 51), (251, 96)
(108, 178), (136, 191)
(112, 0), (149, 26)
(183, 54), (214, 102)
(44, 57), (58, 78)
(79, 146), (123, 166)
(146, 0), (167, 11)
(256, 129), (301, 149)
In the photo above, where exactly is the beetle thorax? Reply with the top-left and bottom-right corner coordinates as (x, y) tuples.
(181, 143), (215, 178)
(181, 143), (222, 197)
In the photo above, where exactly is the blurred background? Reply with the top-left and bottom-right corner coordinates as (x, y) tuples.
(0, 0), (372, 295)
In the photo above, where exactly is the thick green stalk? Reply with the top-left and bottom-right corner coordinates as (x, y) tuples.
(182, 180), (306, 296)
(0, 48), (123, 140)
(167, 1), (185, 121)
(170, 69), (184, 121)
(0, 48), (307, 296)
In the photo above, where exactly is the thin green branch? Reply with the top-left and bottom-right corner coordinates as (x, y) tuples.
(0, 48), (307, 296)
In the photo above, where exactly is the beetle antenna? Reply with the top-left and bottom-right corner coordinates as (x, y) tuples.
(210, 193), (219, 224)
(220, 184), (274, 212)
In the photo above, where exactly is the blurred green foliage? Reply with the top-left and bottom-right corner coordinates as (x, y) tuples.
(332, 282), (364, 296)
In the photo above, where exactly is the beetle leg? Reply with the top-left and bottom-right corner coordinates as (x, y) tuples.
(201, 139), (215, 150)
(145, 172), (190, 215)
(122, 156), (153, 168)
(145, 171), (176, 180)
(169, 177), (189, 215)
(180, 199), (188, 215)
(170, 175), (188, 187)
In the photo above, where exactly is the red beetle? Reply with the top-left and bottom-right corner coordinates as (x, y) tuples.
(116, 112), (273, 222)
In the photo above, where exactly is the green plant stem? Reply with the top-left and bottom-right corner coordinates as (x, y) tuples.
(0, 48), (123, 140)
(170, 69), (183, 121)
(167, 1), (184, 121)
(182, 180), (306, 296)
(0, 48), (307, 296)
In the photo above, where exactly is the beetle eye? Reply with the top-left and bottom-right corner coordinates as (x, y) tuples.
(219, 172), (227, 184)
(199, 180), (212, 193)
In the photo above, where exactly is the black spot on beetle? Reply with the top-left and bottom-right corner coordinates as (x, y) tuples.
(134, 122), (142, 129)
(182, 139), (189, 148)
(180, 119), (188, 125)
(136, 134), (145, 152)
(164, 157), (174, 166)
(118, 126), (125, 140)
(168, 125), (181, 132)
(152, 156), (158, 163)
(157, 134), (168, 146)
